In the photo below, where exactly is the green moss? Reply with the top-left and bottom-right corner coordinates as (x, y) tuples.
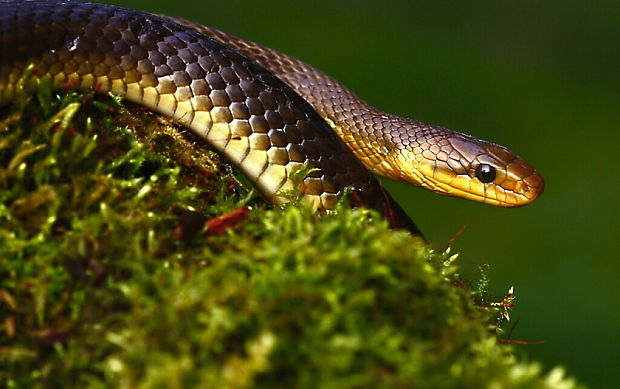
(0, 78), (583, 388)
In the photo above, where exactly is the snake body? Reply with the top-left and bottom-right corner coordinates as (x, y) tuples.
(0, 0), (544, 236)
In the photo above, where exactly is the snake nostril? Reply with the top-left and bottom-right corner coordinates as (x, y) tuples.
(475, 164), (496, 183)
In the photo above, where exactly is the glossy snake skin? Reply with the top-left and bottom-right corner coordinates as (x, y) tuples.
(0, 0), (545, 237)
(186, 25), (544, 208)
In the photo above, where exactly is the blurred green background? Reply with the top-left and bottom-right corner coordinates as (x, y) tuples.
(102, 1), (619, 387)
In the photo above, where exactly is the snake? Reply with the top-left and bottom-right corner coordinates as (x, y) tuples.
(0, 0), (544, 237)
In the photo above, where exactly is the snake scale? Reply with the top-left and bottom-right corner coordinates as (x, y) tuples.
(0, 0), (544, 237)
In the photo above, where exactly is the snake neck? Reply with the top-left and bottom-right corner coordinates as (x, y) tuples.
(283, 76), (408, 179)
(188, 26), (544, 207)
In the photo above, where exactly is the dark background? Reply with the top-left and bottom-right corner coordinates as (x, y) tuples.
(102, 1), (620, 387)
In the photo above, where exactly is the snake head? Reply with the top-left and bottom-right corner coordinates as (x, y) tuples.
(393, 127), (544, 207)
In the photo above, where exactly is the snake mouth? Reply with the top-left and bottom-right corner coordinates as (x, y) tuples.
(476, 171), (544, 207)
(421, 169), (544, 207)
(426, 172), (544, 207)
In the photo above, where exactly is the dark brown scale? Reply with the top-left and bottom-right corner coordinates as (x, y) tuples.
(230, 102), (250, 120)
(0, 0), (426, 236)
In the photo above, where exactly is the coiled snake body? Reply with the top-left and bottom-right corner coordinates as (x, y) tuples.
(0, 0), (544, 237)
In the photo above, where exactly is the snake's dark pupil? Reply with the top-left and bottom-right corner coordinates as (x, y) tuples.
(475, 164), (496, 183)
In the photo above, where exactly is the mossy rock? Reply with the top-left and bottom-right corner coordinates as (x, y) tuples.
(0, 76), (583, 388)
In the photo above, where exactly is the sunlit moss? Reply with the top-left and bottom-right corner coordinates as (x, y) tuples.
(0, 80), (583, 388)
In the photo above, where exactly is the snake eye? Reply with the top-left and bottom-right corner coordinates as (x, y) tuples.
(475, 164), (496, 183)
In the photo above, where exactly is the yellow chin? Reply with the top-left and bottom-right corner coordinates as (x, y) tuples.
(395, 157), (539, 207)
